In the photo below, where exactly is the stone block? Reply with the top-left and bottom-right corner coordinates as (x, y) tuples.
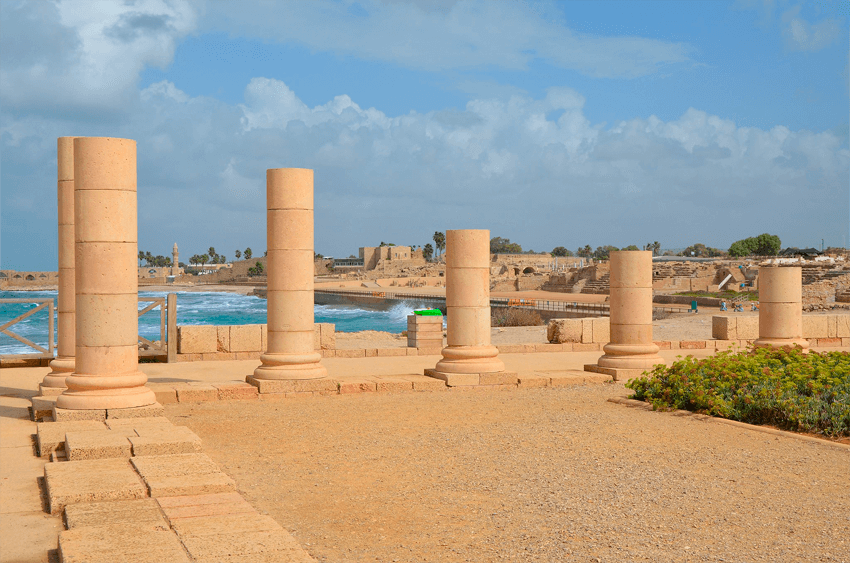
(581, 319), (594, 343)
(59, 526), (189, 563)
(157, 492), (255, 520)
(424, 369), (478, 387)
(401, 376), (447, 391)
(230, 324), (262, 353)
(547, 319), (582, 343)
(517, 375), (547, 388)
(837, 315), (850, 338)
(416, 344), (443, 355)
(147, 384), (177, 405)
(843, 338), (850, 347)
(737, 316), (759, 340)
(365, 348), (378, 357)
(246, 376), (337, 394)
(815, 338), (841, 347)
(178, 325), (217, 354)
(548, 372), (593, 387)
(680, 341), (707, 349)
(654, 341), (672, 349)
(45, 458), (147, 514)
(64, 498), (168, 530)
(802, 315), (829, 339)
(216, 325), (231, 352)
(201, 351), (235, 361)
(170, 513), (282, 538)
(826, 316), (838, 338)
(712, 316), (735, 340)
(335, 349), (366, 358)
(376, 348), (407, 357)
(338, 380), (377, 394)
(713, 340), (739, 350)
(261, 323), (268, 351)
(65, 430), (132, 461)
(131, 453), (235, 498)
(105, 416), (173, 432)
(174, 384), (218, 403)
(496, 344), (528, 354)
(533, 343), (563, 353)
(180, 530), (313, 563)
(479, 372), (518, 386)
(107, 403), (164, 419)
(53, 407), (106, 422)
(31, 395), (57, 421)
(215, 382), (259, 401)
(375, 379), (413, 393)
(318, 322), (336, 350)
(584, 364), (647, 382)
(37, 420), (107, 457)
(592, 318), (610, 344)
(130, 426), (203, 456)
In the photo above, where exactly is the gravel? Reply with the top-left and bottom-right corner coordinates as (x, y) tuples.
(167, 384), (849, 563)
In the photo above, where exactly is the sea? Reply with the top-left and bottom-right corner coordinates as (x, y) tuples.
(0, 290), (421, 355)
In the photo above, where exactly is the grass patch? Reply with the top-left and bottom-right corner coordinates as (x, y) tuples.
(674, 290), (759, 301)
(626, 347), (850, 437)
(491, 307), (543, 327)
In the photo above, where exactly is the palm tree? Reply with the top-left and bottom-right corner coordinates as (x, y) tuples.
(208, 247), (216, 260)
(235, 250), (242, 260)
(433, 232), (445, 257)
(138, 251), (145, 267)
(244, 247), (252, 259)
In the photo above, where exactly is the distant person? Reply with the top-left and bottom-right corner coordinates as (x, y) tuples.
(690, 300), (698, 314)
(720, 300), (727, 311)
(734, 303), (744, 312)
(752, 301), (759, 311)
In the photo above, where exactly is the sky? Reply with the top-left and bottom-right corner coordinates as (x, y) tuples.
(1, 0), (848, 271)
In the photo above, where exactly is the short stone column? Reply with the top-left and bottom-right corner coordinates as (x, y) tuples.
(754, 266), (808, 351)
(249, 168), (326, 391)
(42, 137), (77, 394)
(585, 250), (663, 381)
(407, 314), (444, 354)
(426, 230), (511, 387)
(171, 243), (179, 276)
(55, 137), (158, 415)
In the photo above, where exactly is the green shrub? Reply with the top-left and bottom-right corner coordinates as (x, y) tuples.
(625, 347), (850, 437)
(491, 307), (543, 327)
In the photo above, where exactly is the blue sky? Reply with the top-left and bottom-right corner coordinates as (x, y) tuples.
(1, 0), (848, 271)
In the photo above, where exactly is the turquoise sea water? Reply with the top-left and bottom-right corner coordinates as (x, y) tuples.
(0, 290), (415, 355)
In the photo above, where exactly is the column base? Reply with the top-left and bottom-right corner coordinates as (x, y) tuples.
(433, 345), (505, 375)
(42, 356), (75, 393)
(55, 384), (158, 411)
(39, 384), (65, 397)
(252, 352), (327, 381)
(753, 338), (809, 352)
(424, 369), (518, 387)
(52, 402), (164, 422)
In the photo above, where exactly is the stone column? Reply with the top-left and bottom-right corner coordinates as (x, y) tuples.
(42, 137), (77, 394)
(586, 250), (664, 381)
(171, 243), (179, 276)
(250, 168), (326, 387)
(754, 266), (808, 351)
(427, 229), (510, 387)
(55, 137), (157, 412)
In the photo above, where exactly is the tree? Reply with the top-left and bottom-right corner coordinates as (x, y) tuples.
(652, 241), (661, 256)
(138, 251), (145, 267)
(577, 245), (593, 258)
(263, 250), (268, 257)
(208, 247), (216, 260)
(592, 245), (619, 260)
(254, 261), (264, 274)
(200, 254), (209, 266)
(622, 245), (640, 251)
(490, 237), (523, 254)
(244, 248), (252, 259)
(551, 247), (572, 257)
(235, 249), (242, 259)
(433, 232), (445, 257)
(728, 234), (781, 257)
(423, 243), (434, 261)
(681, 243), (724, 257)
(315, 253), (324, 260)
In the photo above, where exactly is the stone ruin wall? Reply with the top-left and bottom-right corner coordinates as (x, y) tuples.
(0, 270), (59, 289)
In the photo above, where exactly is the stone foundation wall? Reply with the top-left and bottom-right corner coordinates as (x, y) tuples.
(547, 317), (610, 344)
(712, 314), (849, 340)
(176, 323), (335, 361)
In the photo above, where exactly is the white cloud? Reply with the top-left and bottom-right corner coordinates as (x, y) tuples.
(0, 0), (197, 114)
(200, 0), (693, 79)
(779, 4), (843, 52)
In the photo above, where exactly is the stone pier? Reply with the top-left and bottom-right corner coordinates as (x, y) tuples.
(754, 266), (808, 351)
(585, 250), (664, 381)
(426, 229), (511, 387)
(42, 137), (77, 395)
(171, 243), (179, 277)
(248, 168), (327, 392)
(54, 137), (158, 417)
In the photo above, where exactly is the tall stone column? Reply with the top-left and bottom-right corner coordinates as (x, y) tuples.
(754, 266), (808, 351)
(427, 229), (510, 387)
(250, 168), (326, 388)
(56, 137), (157, 412)
(586, 250), (664, 381)
(171, 243), (179, 276)
(42, 137), (77, 394)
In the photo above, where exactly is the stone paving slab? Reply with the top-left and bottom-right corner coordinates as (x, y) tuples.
(64, 498), (169, 530)
(65, 430), (132, 461)
(170, 513), (282, 537)
(31, 395), (57, 421)
(180, 529), (314, 563)
(129, 426), (202, 456)
(104, 416), (174, 432)
(131, 453), (235, 497)
(214, 381), (259, 400)
(106, 403), (165, 419)
(52, 407), (107, 423)
(36, 420), (107, 458)
(59, 525), (189, 563)
(44, 458), (147, 515)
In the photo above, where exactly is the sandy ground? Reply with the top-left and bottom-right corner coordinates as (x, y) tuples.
(169, 384), (849, 563)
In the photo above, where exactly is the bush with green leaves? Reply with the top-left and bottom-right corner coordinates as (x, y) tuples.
(626, 347), (850, 437)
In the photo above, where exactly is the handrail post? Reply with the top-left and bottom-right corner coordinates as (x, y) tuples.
(166, 293), (177, 363)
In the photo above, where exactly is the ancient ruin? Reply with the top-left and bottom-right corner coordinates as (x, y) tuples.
(585, 250), (664, 381)
(249, 168), (327, 388)
(41, 137), (77, 394)
(754, 266), (808, 351)
(54, 137), (158, 412)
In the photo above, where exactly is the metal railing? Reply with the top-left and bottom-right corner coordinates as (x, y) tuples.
(0, 298), (55, 359)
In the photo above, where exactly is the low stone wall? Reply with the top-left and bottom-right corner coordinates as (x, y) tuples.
(547, 317), (610, 344)
(654, 294), (724, 307)
(176, 323), (335, 361)
(712, 314), (849, 340)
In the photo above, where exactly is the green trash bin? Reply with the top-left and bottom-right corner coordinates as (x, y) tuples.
(413, 308), (442, 316)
